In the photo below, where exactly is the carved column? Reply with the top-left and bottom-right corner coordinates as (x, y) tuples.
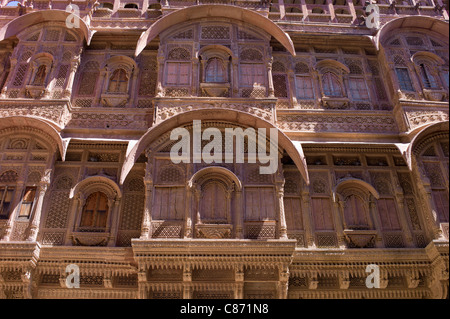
(107, 197), (121, 246)
(235, 188), (243, 239)
(27, 169), (52, 241)
(369, 196), (384, 248)
(278, 266), (289, 299)
(392, 175), (415, 247)
(63, 59), (80, 98)
(138, 270), (148, 299)
(128, 68), (139, 107)
(234, 265), (244, 299)
(95, 68), (107, 106)
(156, 48), (165, 97)
(332, 197), (346, 248)
(192, 56), (199, 97)
(301, 185), (315, 248)
(64, 194), (83, 245)
(141, 161), (153, 239)
(267, 56), (275, 98)
(287, 69), (298, 106)
(276, 175), (288, 239)
(183, 264), (192, 299)
(231, 58), (239, 98)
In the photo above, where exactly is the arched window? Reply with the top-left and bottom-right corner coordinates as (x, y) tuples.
(343, 194), (370, 229)
(418, 63), (439, 89)
(80, 192), (109, 229)
(32, 65), (47, 86)
(322, 72), (343, 97)
(200, 181), (228, 222)
(205, 58), (226, 83)
(108, 68), (128, 93)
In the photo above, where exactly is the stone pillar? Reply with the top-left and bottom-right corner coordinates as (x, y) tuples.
(392, 175), (415, 247)
(107, 198), (121, 246)
(231, 58), (239, 98)
(138, 270), (148, 299)
(128, 68), (139, 107)
(63, 60), (80, 98)
(27, 169), (52, 241)
(287, 69), (298, 106)
(156, 48), (165, 97)
(183, 265), (192, 299)
(235, 188), (243, 239)
(369, 196), (384, 248)
(278, 266), (289, 299)
(267, 56), (275, 98)
(276, 174), (288, 239)
(64, 194), (83, 245)
(333, 198), (347, 248)
(140, 161), (153, 239)
(234, 265), (244, 299)
(184, 184), (193, 239)
(301, 185), (315, 248)
(95, 68), (107, 105)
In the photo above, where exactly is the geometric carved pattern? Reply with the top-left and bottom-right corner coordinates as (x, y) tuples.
(316, 233), (338, 248)
(158, 166), (183, 184)
(370, 172), (392, 196)
(201, 26), (230, 40)
(41, 232), (65, 245)
(245, 224), (276, 239)
(151, 222), (183, 238)
(119, 194), (145, 230)
(0, 170), (19, 183)
(384, 234), (405, 248)
(45, 191), (71, 229)
(10, 221), (29, 241)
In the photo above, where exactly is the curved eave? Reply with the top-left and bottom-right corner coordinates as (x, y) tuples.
(120, 109), (309, 185)
(135, 5), (296, 56)
(0, 10), (92, 44)
(374, 16), (449, 50)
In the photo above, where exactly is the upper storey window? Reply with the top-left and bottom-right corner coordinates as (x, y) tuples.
(385, 33), (449, 101)
(165, 47), (191, 86)
(108, 68), (128, 93)
(419, 63), (439, 89)
(239, 49), (265, 87)
(80, 191), (109, 229)
(206, 58), (226, 83)
(322, 72), (343, 97)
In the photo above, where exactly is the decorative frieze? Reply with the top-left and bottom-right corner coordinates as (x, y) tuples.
(277, 112), (398, 133)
